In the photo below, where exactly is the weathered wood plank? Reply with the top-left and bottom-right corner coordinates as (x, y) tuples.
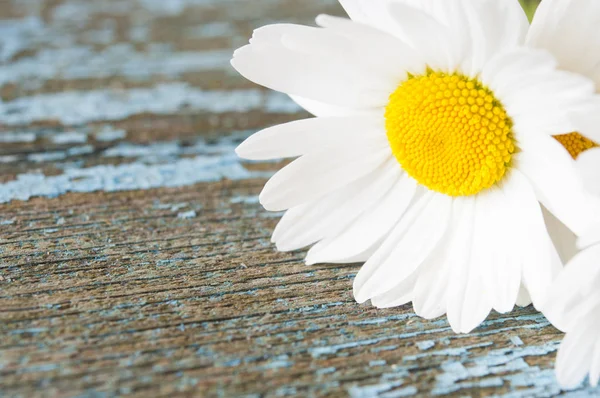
(0, 0), (597, 397)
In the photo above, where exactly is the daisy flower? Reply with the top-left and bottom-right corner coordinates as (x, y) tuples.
(541, 229), (600, 389)
(232, 0), (600, 333)
(539, 148), (600, 389)
(526, 0), (600, 263)
(527, 1), (600, 387)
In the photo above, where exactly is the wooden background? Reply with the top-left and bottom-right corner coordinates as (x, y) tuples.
(0, 0), (597, 396)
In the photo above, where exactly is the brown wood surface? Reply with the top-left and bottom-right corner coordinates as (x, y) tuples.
(0, 0), (597, 397)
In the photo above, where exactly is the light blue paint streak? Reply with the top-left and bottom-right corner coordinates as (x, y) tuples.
(428, 342), (600, 397)
(51, 131), (88, 144)
(370, 360), (387, 367)
(310, 326), (454, 358)
(0, 84), (298, 125)
(349, 382), (417, 398)
(101, 133), (254, 164)
(230, 195), (260, 205)
(0, 17), (43, 62)
(416, 340), (435, 351)
(188, 22), (234, 39)
(0, 44), (232, 86)
(404, 342), (493, 362)
(0, 131), (37, 143)
(95, 126), (126, 142)
(316, 367), (336, 375)
(177, 210), (197, 219)
(510, 336), (524, 346)
(349, 314), (415, 326)
(0, 154), (271, 203)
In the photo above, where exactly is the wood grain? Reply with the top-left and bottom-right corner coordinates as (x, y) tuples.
(0, 0), (596, 397)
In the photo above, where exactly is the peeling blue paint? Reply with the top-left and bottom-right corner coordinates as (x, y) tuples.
(350, 314), (415, 326)
(430, 342), (574, 396)
(230, 195), (260, 205)
(0, 154), (272, 203)
(348, 382), (417, 398)
(316, 367), (336, 375)
(510, 336), (524, 346)
(51, 131), (88, 144)
(416, 340), (435, 351)
(404, 342), (493, 362)
(177, 210), (197, 219)
(10, 327), (48, 335)
(188, 22), (234, 39)
(27, 152), (67, 163)
(0, 131), (37, 143)
(0, 17), (43, 62)
(0, 35), (232, 86)
(258, 358), (293, 371)
(95, 126), (127, 142)
(0, 84), (298, 125)
(371, 345), (399, 353)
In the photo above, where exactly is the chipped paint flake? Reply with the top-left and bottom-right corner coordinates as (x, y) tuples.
(416, 340), (435, 351)
(95, 126), (127, 142)
(51, 131), (88, 144)
(177, 210), (197, 219)
(510, 336), (524, 346)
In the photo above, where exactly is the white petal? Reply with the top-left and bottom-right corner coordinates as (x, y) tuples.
(556, 315), (600, 389)
(236, 115), (384, 160)
(590, 335), (600, 387)
(517, 133), (600, 237)
(579, 222), (600, 251)
(472, 0), (529, 56)
(568, 98), (600, 144)
(386, 2), (455, 71)
(336, 0), (421, 41)
(289, 95), (375, 117)
(445, 197), (490, 334)
(473, 187), (521, 314)
(273, 159), (401, 251)
(411, 234), (454, 320)
(515, 285), (532, 307)
(231, 24), (398, 109)
(501, 170), (562, 309)
(459, 0), (529, 75)
(412, 197), (477, 321)
(482, 48), (596, 136)
(305, 174), (418, 265)
(576, 147), (600, 197)
(527, 0), (600, 89)
(353, 192), (452, 303)
(543, 206), (578, 265)
(481, 48), (557, 98)
(542, 244), (600, 331)
(260, 142), (390, 212)
(337, 0), (369, 23)
(315, 14), (424, 77)
(371, 271), (418, 309)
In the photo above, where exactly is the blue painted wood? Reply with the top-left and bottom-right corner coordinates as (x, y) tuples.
(0, 0), (597, 397)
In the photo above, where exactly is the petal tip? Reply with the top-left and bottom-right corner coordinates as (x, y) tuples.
(352, 285), (370, 304)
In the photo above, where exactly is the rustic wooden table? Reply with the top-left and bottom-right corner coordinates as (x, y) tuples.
(0, 0), (597, 397)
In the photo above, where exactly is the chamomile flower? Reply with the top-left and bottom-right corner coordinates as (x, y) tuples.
(232, 0), (600, 333)
(541, 232), (600, 389)
(525, 0), (600, 264)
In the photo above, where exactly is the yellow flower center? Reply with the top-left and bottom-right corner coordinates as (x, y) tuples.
(385, 70), (516, 197)
(554, 133), (598, 159)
